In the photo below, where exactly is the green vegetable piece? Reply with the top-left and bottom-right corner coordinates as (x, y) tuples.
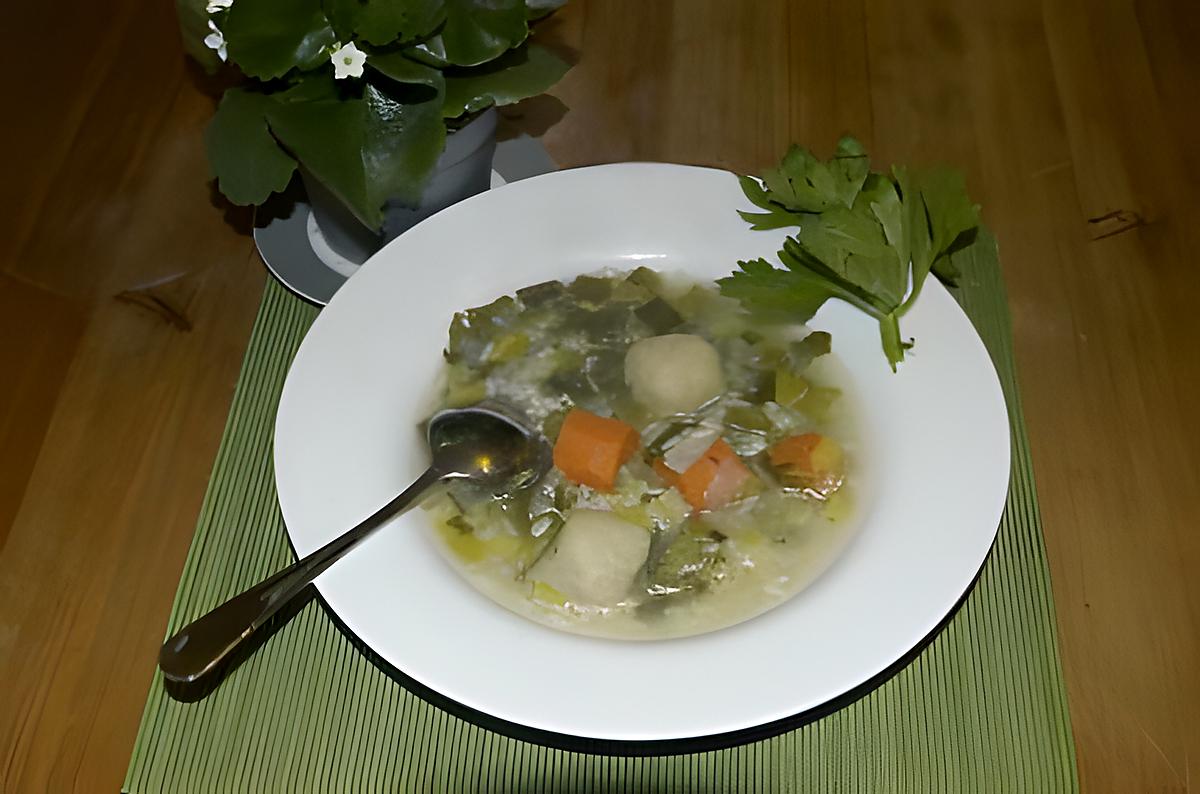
(649, 526), (727, 594)
(788, 331), (832, 371)
(568, 275), (613, 304)
(584, 347), (627, 394)
(546, 368), (598, 410)
(625, 267), (665, 294)
(634, 297), (684, 333)
(724, 404), (772, 433)
(444, 364), (487, 407)
(671, 285), (713, 320)
(609, 279), (653, 303)
(540, 407), (569, 442)
(445, 295), (520, 366)
(516, 279), (566, 307)
(646, 488), (691, 531)
(722, 404), (773, 456)
(488, 331), (530, 363)
(446, 514), (473, 533)
(774, 368), (808, 408)
(530, 580), (569, 607)
(797, 385), (842, 424)
(573, 306), (630, 343)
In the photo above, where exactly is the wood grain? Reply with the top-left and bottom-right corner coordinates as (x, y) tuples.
(1, 0), (1197, 790)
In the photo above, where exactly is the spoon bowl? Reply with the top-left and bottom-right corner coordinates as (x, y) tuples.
(428, 402), (552, 492)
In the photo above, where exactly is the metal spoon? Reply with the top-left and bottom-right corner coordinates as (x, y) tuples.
(158, 402), (550, 687)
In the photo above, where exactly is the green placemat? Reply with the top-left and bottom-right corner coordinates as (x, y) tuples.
(125, 262), (1078, 791)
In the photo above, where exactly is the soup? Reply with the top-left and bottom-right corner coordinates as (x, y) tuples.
(423, 268), (861, 639)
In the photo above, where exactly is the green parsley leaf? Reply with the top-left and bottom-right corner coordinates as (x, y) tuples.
(722, 138), (985, 370)
(716, 258), (839, 322)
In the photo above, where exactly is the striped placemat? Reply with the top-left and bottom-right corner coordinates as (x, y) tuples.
(124, 255), (1078, 791)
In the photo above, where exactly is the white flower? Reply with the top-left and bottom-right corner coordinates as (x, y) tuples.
(205, 0), (233, 12)
(330, 42), (367, 80)
(203, 20), (227, 62)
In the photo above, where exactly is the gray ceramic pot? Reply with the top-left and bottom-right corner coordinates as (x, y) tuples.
(301, 108), (498, 264)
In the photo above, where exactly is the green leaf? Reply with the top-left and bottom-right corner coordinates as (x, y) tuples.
(760, 145), (834, 213)
(779, 240), (890, 317)
(931, 254), (961, 284)
(754, 139), (871, 214)
(716, 259), (836, 323)
(728, 138), (985, 371)
(857, 173), (904, 260)
(792, 207), (908, 309)
(736, 210), (804, 231)
(265, 76), (446, 228)
(829, 135), (869, 208)
(324, 0), (445, 46)
(896, 165), (980, 313)
(224, 0), (337, 79)
(362, 82), (447, 209)
(525, 0), (566, 20)
(440, 0), (529, 66)
(894, 165), (932, 295)
(265, 77), (370, 221)
(738, 175), (776, 211)
(919, 166), (980, 256)
(369, 50), (446, 89)
(737, 175), (803, 229)
(206, 88), (297, 205)
(176, 0), (222, 73)
(405, 37), (450, 66)
(322, 0), (357, 39)
(442, 43), (569, 117)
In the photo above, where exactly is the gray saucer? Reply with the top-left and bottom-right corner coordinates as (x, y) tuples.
(253, 135), (557, 306)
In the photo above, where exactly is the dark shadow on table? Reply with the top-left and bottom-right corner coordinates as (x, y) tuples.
(312, 555), (989, 757)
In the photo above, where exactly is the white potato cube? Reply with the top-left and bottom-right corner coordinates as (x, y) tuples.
(530, 509), (651, 606)
(624, 333), (726, 416)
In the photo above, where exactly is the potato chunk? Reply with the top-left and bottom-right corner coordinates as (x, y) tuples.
(529, 509), (651, 606)
(624, 333), (725, 416)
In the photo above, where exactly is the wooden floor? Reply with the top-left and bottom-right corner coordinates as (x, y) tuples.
(2, 1), (1197, 790)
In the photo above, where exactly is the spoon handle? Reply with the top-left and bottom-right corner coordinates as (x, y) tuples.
(159, 466), (444, 685)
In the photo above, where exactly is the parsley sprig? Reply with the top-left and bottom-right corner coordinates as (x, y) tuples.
(718, 137), (990, 370)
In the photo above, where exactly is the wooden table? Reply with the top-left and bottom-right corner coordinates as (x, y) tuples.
(2, 2), (1196, 790)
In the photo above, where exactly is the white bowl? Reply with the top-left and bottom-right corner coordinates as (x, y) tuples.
(274, 164), (1009, 747)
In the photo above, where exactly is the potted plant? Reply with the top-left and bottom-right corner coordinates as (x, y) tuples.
(178, 0), (570, 257)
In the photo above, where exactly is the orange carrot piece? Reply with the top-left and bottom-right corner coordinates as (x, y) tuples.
(552, 408), (641, 492)
(768, 433), (845, 494)
(768, 433), (823, 469)
(655, 438), (751, 511)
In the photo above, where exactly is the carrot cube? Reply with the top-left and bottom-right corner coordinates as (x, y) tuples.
(552, 408), (641, 492)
